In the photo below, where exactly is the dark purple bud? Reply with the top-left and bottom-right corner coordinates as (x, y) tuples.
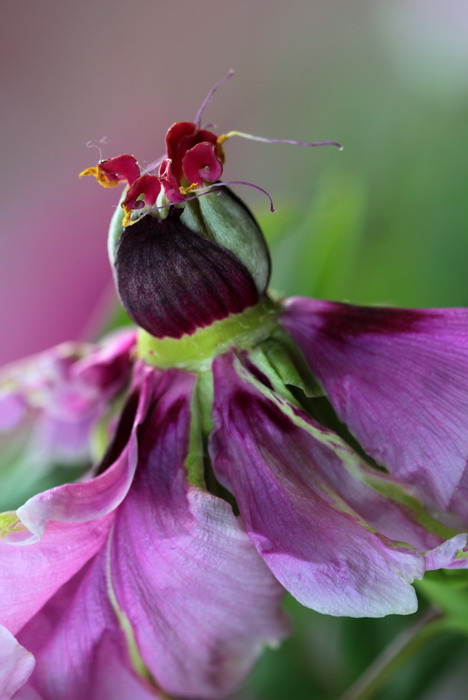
(115, 209), (259, 338)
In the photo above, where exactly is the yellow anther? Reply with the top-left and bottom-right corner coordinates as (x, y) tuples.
(79, 166), (120, 188)
(121, 204), (134, 227)
(217, 133), (231, 147)
(179, 183), (199, 196)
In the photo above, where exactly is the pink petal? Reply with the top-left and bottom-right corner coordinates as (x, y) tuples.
(158, 158), (186, 203)
(17, 552), (160, 700)
(86, 635), (163, 699)
(0, 625), (35, 699)
(0, 393), (27, 432)
(165, 121), (218, 182)
(210, 351), (426, 617)
(15, 368), (154, 541)
(425, 534), (468, 570)
(165, 121), (197, 160)
(0, 516), (112, 635)
(71, 328), (136, 393)
(182, 142), (223, 186)
(0, 329), (136, 465)
(122, 174), (161, 212)
(280, 299), (468, 523)
(99, 154), (141, 185)
(110, 370), (288, 698)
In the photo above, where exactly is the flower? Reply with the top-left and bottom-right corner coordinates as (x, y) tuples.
(0, 329), (135, 511)
(0, 361), (288, 698)
(2, 73), (468, 698)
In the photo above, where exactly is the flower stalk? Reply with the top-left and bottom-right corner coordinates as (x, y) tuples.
(340, 608), (447, 700)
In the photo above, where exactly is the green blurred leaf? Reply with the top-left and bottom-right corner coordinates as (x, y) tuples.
(416, 571), (468, 634)
(268, 170), (366, 300)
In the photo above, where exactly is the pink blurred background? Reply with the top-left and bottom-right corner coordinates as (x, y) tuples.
(1, 0), (467, 364)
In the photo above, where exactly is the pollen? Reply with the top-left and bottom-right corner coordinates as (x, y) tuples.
(122, 204), (133, 228)
(79, 166), (121, 188)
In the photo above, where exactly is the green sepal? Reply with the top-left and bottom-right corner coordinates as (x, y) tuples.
(107, 192), (125, 271)
(181, 369), (216, 489)
(259, 329), (323, 398)
(138, 296), (280, 371)
(180, 189), (270, 295)
(184, 374), (210, 489)
(196, 370), (215, 438)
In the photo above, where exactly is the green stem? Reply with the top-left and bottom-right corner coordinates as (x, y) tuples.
(340, 608), (446, 700)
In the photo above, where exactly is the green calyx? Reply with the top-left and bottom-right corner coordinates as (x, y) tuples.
(137, 295), (280, 371)
(107, 187), (271, 296)
(179, 188), (271, 295)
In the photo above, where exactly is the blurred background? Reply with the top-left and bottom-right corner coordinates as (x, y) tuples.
(1, 0), (468, 697)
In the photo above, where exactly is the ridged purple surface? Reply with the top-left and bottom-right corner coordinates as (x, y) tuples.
(115, 210), (259, 338)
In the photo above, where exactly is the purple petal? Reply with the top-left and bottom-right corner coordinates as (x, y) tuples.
(0, 516), (112, 635)
(0, 625), (35, 698)
(14, 369), (154, 541)
(210, 352), (425, 617)
(110, 370), (288, 698)
(72, 328), (136, 392)
(86, 635), (164, 699)
(17, 552), (161, 700)
(425, 534), (468, 570)
(280, 299), (468, 522)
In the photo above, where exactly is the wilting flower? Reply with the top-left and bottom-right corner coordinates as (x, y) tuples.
(1, 73), (468, 698)
(0, 330), (135, 511)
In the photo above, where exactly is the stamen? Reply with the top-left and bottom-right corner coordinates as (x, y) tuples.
(155, 180), (276, 213)
(194, 70), (235, 128)
(218, 130), (343, 150)
(79, 166), (120, 188)
(86, 137), (108, 163)
(210, 181), (276, 212)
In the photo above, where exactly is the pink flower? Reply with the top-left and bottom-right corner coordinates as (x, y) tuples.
(0, 360), (287, 698)
(2, 73), (468, 698)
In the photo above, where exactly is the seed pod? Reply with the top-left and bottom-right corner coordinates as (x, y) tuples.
(115, 207), (260, 338)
